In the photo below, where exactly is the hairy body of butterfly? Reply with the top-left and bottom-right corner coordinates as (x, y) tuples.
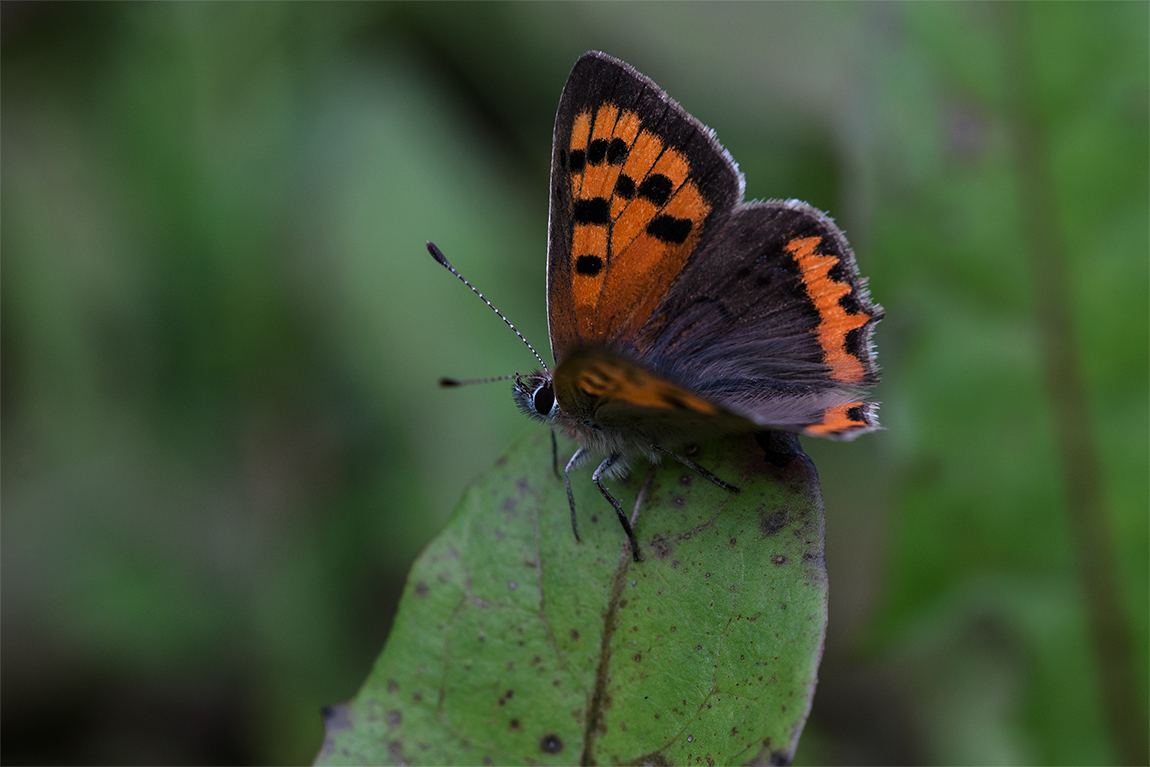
(439, 52), (882, 563)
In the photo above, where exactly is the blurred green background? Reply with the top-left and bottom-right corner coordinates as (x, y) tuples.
(2, 3), (1146, 765)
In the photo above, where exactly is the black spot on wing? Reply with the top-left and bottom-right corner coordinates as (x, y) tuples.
(588, 138), (609, 164)
(637, 174), (673, 206)
(647, 215), (693, 244)
(576, 255), (604, 276)
(614, 174), (636, 199)
(844, 325), (868, 366)
(569, 149), (586, 172)
(607, 138), (628, 164)
(838, 291), (865, 315)
(574, 198), (610, 225)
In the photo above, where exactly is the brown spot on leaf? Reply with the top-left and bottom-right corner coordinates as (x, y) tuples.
(414, 581), (429, 597)
(510, 719), (521, 731)
(540, 733), (564, 753)
(387, 679), (398, 694)
(570, 629), (580, 641)
(771, 554), (787, 566)
(760, 510), (787, 536)
(387, 710), (401, 730)
(633, 652), (642, 662)
(673, 495), (686, 507)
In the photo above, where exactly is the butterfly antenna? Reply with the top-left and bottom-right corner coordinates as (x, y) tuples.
(427, 241), (549, 373)
(439, 374), (519, 388)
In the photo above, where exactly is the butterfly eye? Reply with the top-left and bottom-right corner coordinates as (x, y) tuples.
(532, 383), (555, 416)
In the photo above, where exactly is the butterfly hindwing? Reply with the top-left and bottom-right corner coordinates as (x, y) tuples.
(547, 52), (743, 363)
(552, 347), (754, 446)
(631, 200), (883, 439)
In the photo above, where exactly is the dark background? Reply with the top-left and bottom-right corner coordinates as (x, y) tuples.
(3, 3), (1146, 764)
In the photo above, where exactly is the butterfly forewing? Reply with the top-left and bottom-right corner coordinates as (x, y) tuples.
(548, 53), (742, 363)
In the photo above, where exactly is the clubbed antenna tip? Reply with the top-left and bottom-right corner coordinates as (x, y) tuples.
(426, 241), (450, 268)
(439, 374), (519, 388)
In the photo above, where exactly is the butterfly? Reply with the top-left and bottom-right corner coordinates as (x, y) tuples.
(431, 51), (881, 562)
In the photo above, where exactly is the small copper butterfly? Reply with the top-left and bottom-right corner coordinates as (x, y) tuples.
(430, 51), (882, 562)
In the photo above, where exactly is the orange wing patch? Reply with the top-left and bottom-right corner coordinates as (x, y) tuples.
(802, 402), (872, 437)
(565, 105), (712, 349)
(555, 348), (720, 416)
(787, 236), (873, 383)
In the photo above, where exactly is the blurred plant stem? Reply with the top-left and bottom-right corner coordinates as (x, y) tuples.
(1002, 6), (1149, 765)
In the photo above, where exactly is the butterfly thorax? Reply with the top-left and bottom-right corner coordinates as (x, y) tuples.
(513, 348), (764, 461)
(513, 365), (664, 460)
(513, 368), (611, 451)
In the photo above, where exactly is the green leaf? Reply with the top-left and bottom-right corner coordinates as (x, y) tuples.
(316, 430), (827, 766)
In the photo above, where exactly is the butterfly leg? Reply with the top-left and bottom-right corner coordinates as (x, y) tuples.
(592, 453), (641, 563)
(564, 447), (585, 543)
(651, 444), (740, 494)
(550, 429), (560, 479)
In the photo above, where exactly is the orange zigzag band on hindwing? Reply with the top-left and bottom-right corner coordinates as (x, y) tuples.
(803, 402), (869, 436)
(787, 236), (871, 384)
